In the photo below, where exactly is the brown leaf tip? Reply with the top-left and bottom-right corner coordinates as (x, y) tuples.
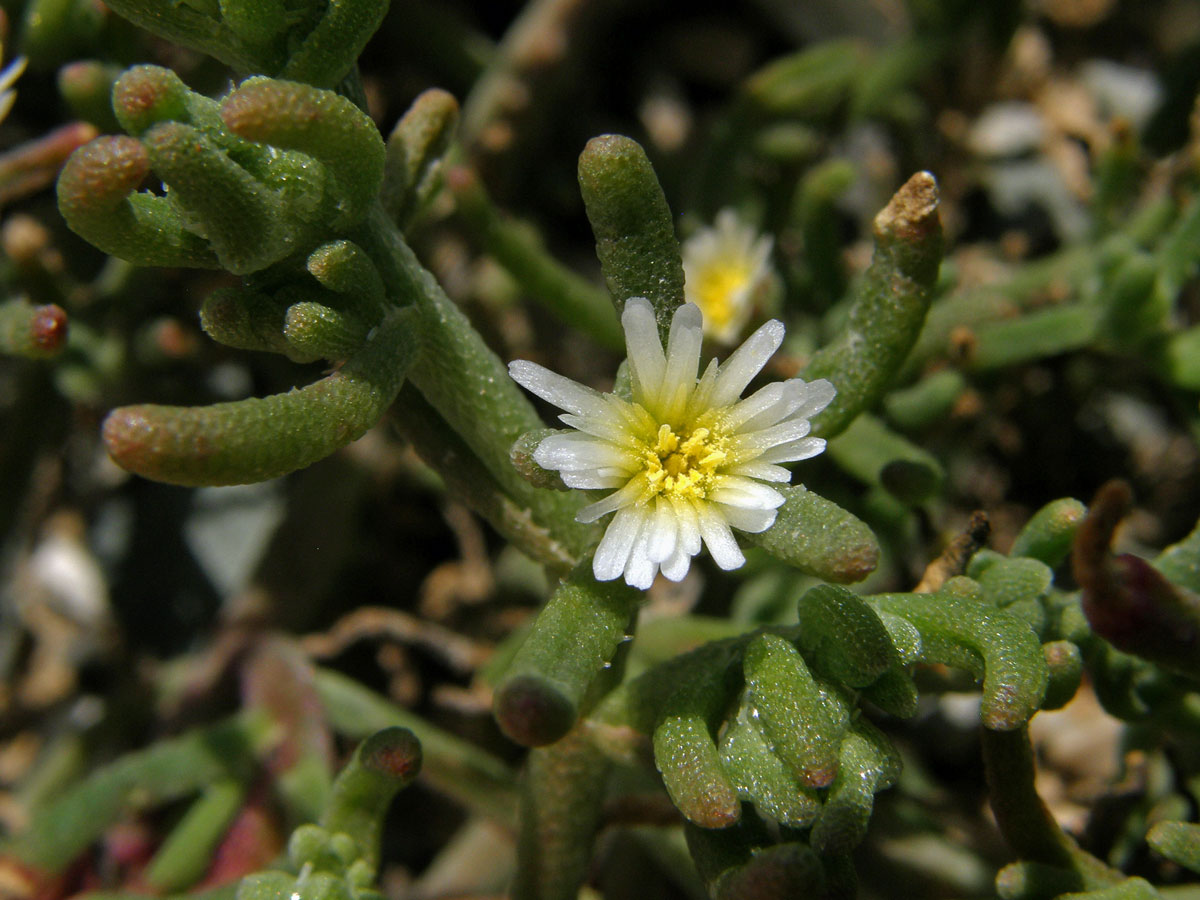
(874, 171), (940, 241)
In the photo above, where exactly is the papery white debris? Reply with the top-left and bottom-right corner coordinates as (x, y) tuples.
(509, 297), (834, 590)
(681, 209), (774, 344)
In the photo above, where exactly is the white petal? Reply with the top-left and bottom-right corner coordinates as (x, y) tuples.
(719, 381), (787, 430)
(593, 505), (645, 581)
(725, 461), (793, 482)
(622, 298), (666, 403)
(736, 380), (810, 432)
(647, 498), (678, 563)
(660, 543), (693, 581)
(624, 522), (659, 590)
(715, 503), (778, 534)
(561, 471), (627, 489)
(709, 319), (785, 408)
(791, 378), (836, 419)
(534, 433), (633, 471)
(577, 478), (644, 523)
(670, 495), (703, 557)
(696, 502), (745, 570)
(509, 360), (609, 417)
(654, 303), (703, 419)
(731, 417), (812, 453)
(755, 437), (826, 465)
(559, 412), (642, 448)
(710, 476), (785, 510)
(686, 358), (721, 417)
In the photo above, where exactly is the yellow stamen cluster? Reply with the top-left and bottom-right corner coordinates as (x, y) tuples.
(642, 422), (727, 501)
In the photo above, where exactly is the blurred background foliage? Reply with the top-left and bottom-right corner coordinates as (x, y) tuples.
(3, 0), (1200, 898)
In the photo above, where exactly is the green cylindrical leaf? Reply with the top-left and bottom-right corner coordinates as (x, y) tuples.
(320, 727), (421, 870)
(884, 369), (966, 431)
(102, 0), (259, 72)
(102, 307), (418, 486)
(1041, 640), (1083, 710)
(278, 0), (389, 88)
(967, 304), (1101, 370)
(578, 134), (684, 340)
(1154, 512), (1200, 593)
(810, 720), (900, 855)
(1011, 498), (1087, 567)
(973, 557), (1053, 609)
(743, 484), (879, 584)
(112, 65), (202, 136)
(370, 211), (596, 559)
(1147, 821), (1200, 874)
(394, 387), (585, 572)
(860, 665), (919, 718)
(283, 299), (370, 362)
(221, 78), (385, 227)
(57, 60), (123, 133)
(493, 566), (639, 747)
(57, 135), (220, 269)
(744, 40), (865, 118)
(801, 171), (942, 438)
(382, 88), (460, 231)
(826, 413), (944, 505)
(144, 779), (244, 893)
(1098, 251), (1165, 345)
(9, 713), (270, 873)
(142, 121), (284, 274)
(306, 240), (387, 313)
(1162, 325), (1200, 390)
(743, 633), (849, 788)
(314, 669), (518, 827)
(218, 0), (285, 48)
(652, 653), (742, 828)
(510, 428), (571, 491)
(871, 578), (1048, 730)
(199, 286), (292, 356)
(794, 584), (900, 688)
(717, 698), (821, 827)
(996, 861), (1085, 900)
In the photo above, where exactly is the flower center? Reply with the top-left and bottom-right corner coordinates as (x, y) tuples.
(694, 260), (751, 328)
(643, 423), (726, 500)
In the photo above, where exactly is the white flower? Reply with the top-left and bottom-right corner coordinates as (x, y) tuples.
(509, 297), (834, 590)
(682, 209), (773, 344)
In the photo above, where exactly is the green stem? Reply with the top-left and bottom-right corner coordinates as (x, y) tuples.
(511, 727), (611, 900)
(980, 725), (1120, 889)
(358, 205), (595, 559)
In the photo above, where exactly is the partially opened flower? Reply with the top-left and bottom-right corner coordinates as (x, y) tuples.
(509, 297), (834, 590)
(682, 209), (774, 344)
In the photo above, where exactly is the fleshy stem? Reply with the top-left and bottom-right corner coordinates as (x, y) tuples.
(511, 726), (612, 900)
(981, 725), (1121, 891)
(352, 205), (596, 561)
(391, 384), (582, 572)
